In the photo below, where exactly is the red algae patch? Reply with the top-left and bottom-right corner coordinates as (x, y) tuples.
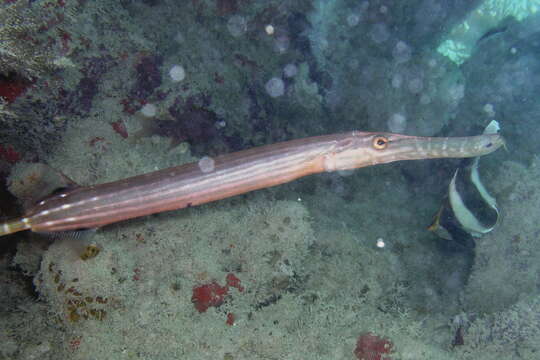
(354, 332), (393, 360)
(191, 273), (244, 313)
(191, 281), (229, 313)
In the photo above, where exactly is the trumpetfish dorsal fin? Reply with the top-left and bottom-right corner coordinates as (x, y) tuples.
(1, 163), (79, 237)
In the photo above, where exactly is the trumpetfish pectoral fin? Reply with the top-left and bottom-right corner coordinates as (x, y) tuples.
(1, 163), (81, 237)
(7, 162), (79, 210)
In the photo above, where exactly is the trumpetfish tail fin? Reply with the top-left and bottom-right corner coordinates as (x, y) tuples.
(1, 218), (31, 236)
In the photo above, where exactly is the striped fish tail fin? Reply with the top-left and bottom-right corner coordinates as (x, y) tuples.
(1, 218), (31, 236)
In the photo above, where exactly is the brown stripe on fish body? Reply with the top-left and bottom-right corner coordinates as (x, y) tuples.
(25, 135), (337, 232)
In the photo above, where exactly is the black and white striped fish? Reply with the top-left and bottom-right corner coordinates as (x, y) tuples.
(428, 121), (501, 248)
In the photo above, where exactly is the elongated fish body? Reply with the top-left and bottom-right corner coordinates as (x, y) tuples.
(1, 131), (504, 236)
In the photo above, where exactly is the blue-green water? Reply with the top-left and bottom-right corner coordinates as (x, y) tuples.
(0, 1), (538, 359)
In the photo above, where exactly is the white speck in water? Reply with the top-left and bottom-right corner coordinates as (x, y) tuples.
(169, 65), (185, 82)
(387, 113), (407, 133)
(215, 120), (227, 129)
(274, 35), (290, 53)
(408, 78), (423, 94)
(265, 77), (285, 98)
(140, 103), (157, 118)
(283, 64), (298, 78)
(483, 103), (495, 117)
(392, 41), (412, 64)
(376, 238), (385, 248)
(347, 14), (360, 27)
(391, 73), (402, 89)
(370, 23), (390, 44)
(198, 156), (215, 173)
(420, 94), (431, 105)
(227, 15), (247, 37)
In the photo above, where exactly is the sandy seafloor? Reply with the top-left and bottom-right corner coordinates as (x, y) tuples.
(1, 1), (540, 359)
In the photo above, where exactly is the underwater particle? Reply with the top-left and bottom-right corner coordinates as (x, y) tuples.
(265, 24), (274, 35)
(387, 113), (407, 133)
(265, 77), (285, 98)
(392, 41), (412, 64)
(376, 238), (385, 248)
(483, 103), (496, 117)
(408, 78), (423, 94)
(140, 103), (157, 118)
(354, 333), (393, 360)
(227, 15), (247, 37)
(283, 63), (297, 78)
(347, 14), (360, 27)
(169, 65), (185, 82)
(198, 156), (215, 173)
(174, 32), (184, 44)
(274, 34), (290, 53)
(370, 23), (390, 44)
(391, 73), (402, 89)
(191, 281), (229, 313)
(215, 120), (227, 129)
(448, 83), (465, 102)
(420, 94), (431, 105)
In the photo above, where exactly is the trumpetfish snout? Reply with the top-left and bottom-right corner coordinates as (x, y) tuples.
(0, 131), (504, 236)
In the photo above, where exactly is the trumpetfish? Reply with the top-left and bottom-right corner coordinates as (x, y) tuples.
(0, 131), (504, 236)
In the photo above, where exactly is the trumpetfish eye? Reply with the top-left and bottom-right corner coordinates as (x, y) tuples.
(372, 135), (389, 150)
